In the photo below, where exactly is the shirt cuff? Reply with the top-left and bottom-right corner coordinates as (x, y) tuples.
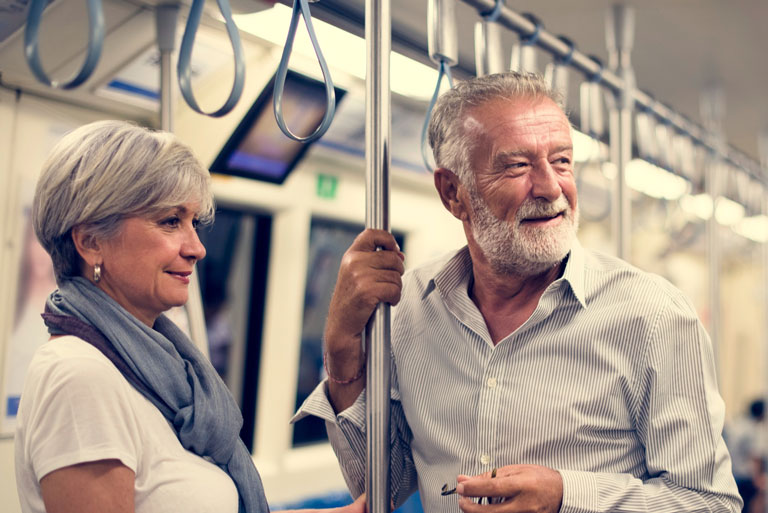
(290, 379), (367, 428)
(559, 469), (600, 513)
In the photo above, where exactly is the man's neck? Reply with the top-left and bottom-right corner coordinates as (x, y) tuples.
(468, 251), (566, 345)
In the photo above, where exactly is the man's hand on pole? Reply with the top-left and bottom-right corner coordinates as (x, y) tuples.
(325, 229), (404, 413)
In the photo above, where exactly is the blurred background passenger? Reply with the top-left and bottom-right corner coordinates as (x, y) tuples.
(727, 399), (767, 512)
(13, 120), (365, 513)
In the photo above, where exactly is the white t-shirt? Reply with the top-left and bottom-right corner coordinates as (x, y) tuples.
(15, 336), (239, 513)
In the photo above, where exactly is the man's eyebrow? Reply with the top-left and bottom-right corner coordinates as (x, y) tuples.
(493, 150), (529, 163)
(551, 144), (574, 154)
(493, 145), (573, 164)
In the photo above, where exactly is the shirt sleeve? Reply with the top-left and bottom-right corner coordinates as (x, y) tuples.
(292, 364), (418, 507)
(23, 348), (142, 481)
(559, 290), (742, 513)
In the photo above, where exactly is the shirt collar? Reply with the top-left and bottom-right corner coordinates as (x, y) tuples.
(559, 239), (587, 309)
(425, 241), (587, 309)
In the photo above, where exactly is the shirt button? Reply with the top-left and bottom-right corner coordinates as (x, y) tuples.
(480, 454), (490, 465)
(487, 377), (497, 388)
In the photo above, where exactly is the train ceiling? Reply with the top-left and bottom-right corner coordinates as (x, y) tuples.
(302, 0), (768, 166)
(0, 0), (766, 167)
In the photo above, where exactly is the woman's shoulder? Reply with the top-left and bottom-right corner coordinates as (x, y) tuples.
(23, 335), (127, 402)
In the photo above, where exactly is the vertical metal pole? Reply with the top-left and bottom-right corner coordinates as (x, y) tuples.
(758, 134), (768, 485)
(606, 4), (634, 260)
(759, 132), (768, 432)
(701, 87), (725, 381)
(706, 156), (720, 379)
(365, 0), (392, 511)
(157, 3), (209, 356)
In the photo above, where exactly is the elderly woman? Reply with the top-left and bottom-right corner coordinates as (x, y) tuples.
(14, 120), (365, 513)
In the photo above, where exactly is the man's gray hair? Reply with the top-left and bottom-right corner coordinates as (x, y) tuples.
(427, 71), (564, 184)
(33, 120), (214, 282)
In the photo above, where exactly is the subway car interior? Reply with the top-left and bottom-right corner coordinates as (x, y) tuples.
(1, 0), (768, 512)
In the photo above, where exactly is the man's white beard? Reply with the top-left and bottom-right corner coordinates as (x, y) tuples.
(469, 189), (579, 277)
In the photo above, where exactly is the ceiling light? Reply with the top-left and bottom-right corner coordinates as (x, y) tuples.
(625, 158), (689, 200)
(714, 196), (746, 226)
(680, 193), (713, 220)
(571, 129), (604, 163)
(733, 215), (768, 243)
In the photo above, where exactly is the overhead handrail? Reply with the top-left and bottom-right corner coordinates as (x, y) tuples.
(24, 0), (105, 89)
(178, 0), (245, 118)
(273, 0), (337, 143)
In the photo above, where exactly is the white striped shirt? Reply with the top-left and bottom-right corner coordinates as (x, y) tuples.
(295, 241), (741, 512)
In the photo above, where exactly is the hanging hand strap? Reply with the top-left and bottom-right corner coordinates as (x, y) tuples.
(480, 0), (503, 22)
(178, 0), (245, 118)
(273, 0), (336, 143)
(421, 60), (454, 172)
(24, 0), (105, 89)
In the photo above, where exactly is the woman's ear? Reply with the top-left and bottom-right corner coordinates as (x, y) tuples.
(434, 168), (470, 222)
(70, 225), (102, 267)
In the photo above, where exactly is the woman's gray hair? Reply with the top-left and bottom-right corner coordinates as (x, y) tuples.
(427, 71), (564, 185)
(33, 120), (214, 282)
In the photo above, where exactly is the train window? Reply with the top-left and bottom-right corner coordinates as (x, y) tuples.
(197, 208), (272, 451)
(292, 218), (404, 446)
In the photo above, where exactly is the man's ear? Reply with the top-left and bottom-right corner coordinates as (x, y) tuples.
(70, 225), (103, 267)
(434, 168), (470, 222)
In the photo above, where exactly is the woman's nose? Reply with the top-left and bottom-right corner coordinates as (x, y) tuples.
(182, 226), (206, 261)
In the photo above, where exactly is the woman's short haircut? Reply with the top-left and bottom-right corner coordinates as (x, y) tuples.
(33, 120), (215, 282)
(427, 71), (565, 186)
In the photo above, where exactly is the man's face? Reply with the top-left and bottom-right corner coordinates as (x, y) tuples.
(461, 96), (579, 276)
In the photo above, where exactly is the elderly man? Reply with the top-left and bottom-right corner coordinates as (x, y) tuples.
(294, 72), (741, 513)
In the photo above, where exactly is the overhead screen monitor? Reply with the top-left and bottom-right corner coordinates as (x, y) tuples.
(211, 70), (346, 184)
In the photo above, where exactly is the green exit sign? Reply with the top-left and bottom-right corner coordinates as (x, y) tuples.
(316, 173), (338, 199)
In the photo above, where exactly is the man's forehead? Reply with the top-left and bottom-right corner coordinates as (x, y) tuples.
(462, 96), (570, 136)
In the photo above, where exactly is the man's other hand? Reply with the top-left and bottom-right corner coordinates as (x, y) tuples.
(456, 464), (563, 513)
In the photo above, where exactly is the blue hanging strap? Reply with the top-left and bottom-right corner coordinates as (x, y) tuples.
(519, 13), (542, 46)
(421, 59), (454, 172)
(555, 35), (576, 66)
(480, 0), (503, 23)
(24, 0), (104, 89)
(178, 0), (245, 118)
(586, 54), (604, 83)
(273, 0), (336, 143)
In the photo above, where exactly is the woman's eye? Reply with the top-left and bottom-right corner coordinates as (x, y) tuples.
(192, 218), (200, 229)
(162, 216), (181, 227)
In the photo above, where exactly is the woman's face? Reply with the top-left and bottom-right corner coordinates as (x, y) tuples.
(96, 202), (206, 326)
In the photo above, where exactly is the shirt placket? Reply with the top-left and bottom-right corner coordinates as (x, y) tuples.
(474, 345), (503, 476)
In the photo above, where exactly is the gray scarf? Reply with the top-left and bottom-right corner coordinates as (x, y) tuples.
(42, 277), (269, 513)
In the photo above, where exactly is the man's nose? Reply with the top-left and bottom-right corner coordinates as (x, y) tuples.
(530, 161), (562, 201)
